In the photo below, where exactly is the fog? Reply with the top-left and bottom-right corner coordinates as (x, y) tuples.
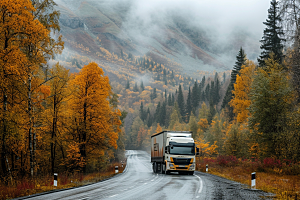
(56, 0), (272, 70)
(122, 0), (270, 64)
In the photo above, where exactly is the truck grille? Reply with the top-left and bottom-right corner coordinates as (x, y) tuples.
(176, 167), (188, 170)
(173, 158), (191, 165)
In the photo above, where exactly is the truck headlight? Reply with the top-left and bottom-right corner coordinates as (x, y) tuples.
(169, 163), (174, 167)
(190, 164), (195, 169)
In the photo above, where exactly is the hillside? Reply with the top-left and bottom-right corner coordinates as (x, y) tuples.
(54, 0), (260, 76)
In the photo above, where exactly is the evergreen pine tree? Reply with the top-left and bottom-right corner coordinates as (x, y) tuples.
(126, 79), (130, 89)
(165, 89), (167, 100)
(168, 93), (172, 106)
(186, 87), (192, 123)
(232, 47), (247, 84)
(151, 88), (157, 100)
(258, 0), (285, 66)
(205, 83), (210, 102)
(210, 81), (215, 103)
(222, 47), (246, 121)
(199, 76), (205, 92)
(177, 85), (185, 120)
(214, 77), (221, 104)
(140, 102), (145, 121)
(191, 81), (199, 112)
(163, 69), (167, 85)
(146, 108), (152, 127)
(155, 102), (161, 123)
(133, 82), (139, 92)
(207, 100), (216, 124)
(172, 94), (175, 106)
(140, 81), (144, 91)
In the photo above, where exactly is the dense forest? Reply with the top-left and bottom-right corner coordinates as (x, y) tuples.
(1, 0), (300, 185)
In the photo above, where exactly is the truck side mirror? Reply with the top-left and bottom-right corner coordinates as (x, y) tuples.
(196, 147), (200, 156)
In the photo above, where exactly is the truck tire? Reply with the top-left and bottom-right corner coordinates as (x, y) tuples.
(161, 164), (165, 174)
(153, 162), (156, 173)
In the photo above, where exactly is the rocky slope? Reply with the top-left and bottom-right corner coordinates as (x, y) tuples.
(54, 0), (260, 74)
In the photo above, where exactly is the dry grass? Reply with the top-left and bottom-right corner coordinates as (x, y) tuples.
(0, 162), (126, 200)
(196, 157), (300, 200)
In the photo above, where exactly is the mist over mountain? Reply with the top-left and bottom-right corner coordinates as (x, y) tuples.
(55, 0), (269, 74)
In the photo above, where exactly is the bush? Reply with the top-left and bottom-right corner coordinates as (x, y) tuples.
(216, 155), (238, 167)
(263, 157), (281, 168)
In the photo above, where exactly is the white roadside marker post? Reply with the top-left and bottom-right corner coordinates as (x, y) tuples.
(54, 173), (58, 187)
(115, 166), (119, 174)
(206, 164), (208, 172)
(251, 172), (256, 189)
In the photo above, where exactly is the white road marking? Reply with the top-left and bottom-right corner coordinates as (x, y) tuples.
(110, 194), (118, 198)
(194, 174), (203, 194)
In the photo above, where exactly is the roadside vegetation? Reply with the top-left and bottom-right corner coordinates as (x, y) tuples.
(197, 156), (300, 199)
(0, 161), (126, 200)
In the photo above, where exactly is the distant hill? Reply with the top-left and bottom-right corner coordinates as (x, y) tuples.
(54, 0), (260, 75)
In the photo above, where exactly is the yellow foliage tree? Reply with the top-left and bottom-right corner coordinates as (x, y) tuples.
(156, 123), (162, 133)
(67, 62), (120, 172)
(229, 60), (255, 123)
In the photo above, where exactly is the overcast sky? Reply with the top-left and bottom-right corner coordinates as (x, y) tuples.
(124, 0), (271, 38)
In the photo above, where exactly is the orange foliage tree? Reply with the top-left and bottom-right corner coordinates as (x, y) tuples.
(67, 62), (120, 172)
(0, 0), (63, 178)
(229, 60), (255, 123)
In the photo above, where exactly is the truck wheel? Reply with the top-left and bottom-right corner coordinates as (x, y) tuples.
(153, 162), (156, 173)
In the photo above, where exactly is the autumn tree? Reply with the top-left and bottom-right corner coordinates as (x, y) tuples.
(224, 123), (249, 157)
(168, 102), (181, 130)
(0, 0), (63, 177)
(42, 63), (70, 173)
(229, 61), (255, 123)
(222, 48), (246, 121)
(249, 55), (294, 158)
(68, 62), (120, 172)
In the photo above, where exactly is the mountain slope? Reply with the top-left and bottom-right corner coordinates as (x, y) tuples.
(55, 0), (259, 74)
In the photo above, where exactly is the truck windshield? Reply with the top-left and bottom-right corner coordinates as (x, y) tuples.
(170, 146), (195, 155)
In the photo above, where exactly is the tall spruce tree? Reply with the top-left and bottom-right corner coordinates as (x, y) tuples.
(222, 47), (246, 120)
(177, 85), (185, 120)
(126, 79), (130, 89)
(168, 93), (172, 106)
(192, 81), (199, 112)
(140, 102), (145, 121)
(258, 0), (285, 66)
(186, 87), (192, 123)
(140, 81), (144, 91)
(133, 82), (139, 92)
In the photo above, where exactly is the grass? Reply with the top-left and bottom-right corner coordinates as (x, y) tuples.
(0, 162), (126, 200)
(196, 156), (300, 200)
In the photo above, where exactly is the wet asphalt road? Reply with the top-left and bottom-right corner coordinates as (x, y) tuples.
(19, 150), (274, 200)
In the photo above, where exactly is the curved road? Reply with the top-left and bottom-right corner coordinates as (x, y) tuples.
(20, 150), (274, 200)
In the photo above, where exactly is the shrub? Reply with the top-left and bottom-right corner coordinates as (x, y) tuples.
(216, 155), (238, 167)
(263, 157), (281, 168)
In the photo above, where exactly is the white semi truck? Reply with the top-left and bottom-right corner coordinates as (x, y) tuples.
(151, 131), (199, 175)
